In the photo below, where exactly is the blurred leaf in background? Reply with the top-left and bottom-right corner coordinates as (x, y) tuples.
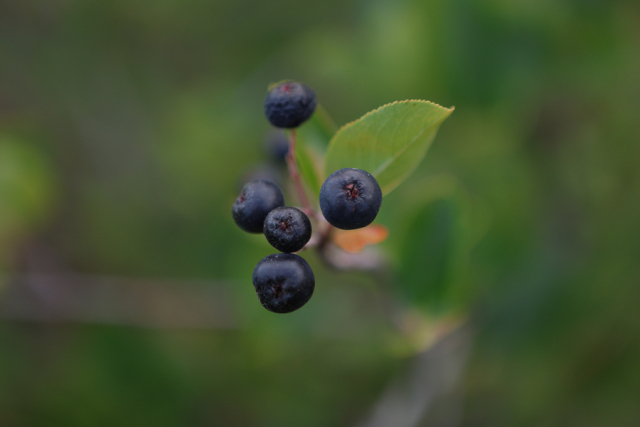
(0, 134), (59, 267)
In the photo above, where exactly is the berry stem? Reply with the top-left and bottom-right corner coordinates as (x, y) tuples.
(317, 222), (334, 252)
(285, 130), (335, 260)
(286, 129), (313, 213)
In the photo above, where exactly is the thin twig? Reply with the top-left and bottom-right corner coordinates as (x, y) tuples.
(355, 322), (473, 427)
(284, 129), (337, 263)
(0, 273), (392, 336)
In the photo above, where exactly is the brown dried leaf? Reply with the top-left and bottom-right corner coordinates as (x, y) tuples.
(332, 224), (389, 254)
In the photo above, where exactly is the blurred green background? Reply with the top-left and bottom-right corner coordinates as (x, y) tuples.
(1, 0), (639, 426)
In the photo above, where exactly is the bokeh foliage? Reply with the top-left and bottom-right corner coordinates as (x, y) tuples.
(1, 0), (639, 426)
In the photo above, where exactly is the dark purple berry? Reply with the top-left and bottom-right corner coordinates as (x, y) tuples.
(319, 168), (382, 230)
(264, 81), (317, 129)
(264, 130), (290, 163)
(252, 253), (315, 313)
(264, 207), (312, 253)
(232, 180), (284, 233)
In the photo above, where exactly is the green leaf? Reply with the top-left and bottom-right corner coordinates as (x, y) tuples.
(400, 198), (461, 312)
(310, 104), (339, 143)
(295, 105), (338, 199)
(0, 135), (58, 245)
(324, 100), (454, 195)
(394, 175), (483, 315)
(295, 139), (324, 199)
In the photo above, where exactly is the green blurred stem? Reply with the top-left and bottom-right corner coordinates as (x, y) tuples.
(286, 129), (313, 213)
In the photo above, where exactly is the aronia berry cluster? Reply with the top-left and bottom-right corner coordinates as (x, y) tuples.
(233, 81), (382, 313)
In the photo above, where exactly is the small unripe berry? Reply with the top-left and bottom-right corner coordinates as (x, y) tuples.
(264, 130), (289, 163)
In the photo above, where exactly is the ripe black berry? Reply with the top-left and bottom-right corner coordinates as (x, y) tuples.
(319, 168), (382, 230)
(232, 180), (285, 233)
(263, 207), (312, 253)
(252, 253), (315, 313)
(264, 81), (317, 128)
